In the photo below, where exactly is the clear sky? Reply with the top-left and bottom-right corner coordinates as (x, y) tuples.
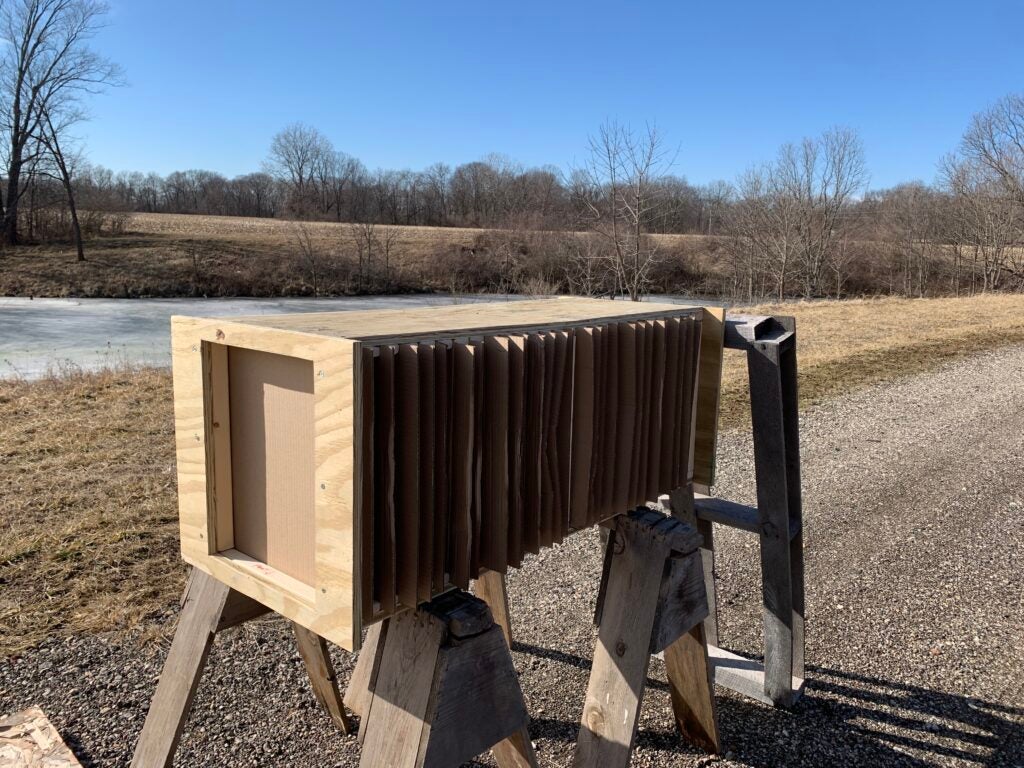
(84, 0), (1024, 189)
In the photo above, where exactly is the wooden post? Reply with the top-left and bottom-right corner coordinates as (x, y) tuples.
(746, 331), (802, 707)
(132, 569), (352, 768)
(575, 509), (716, 767)
(686, 314), (805, 709)
(359, 589), (530, 768)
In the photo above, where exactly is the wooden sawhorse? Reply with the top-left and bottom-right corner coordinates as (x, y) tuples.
(685, 313), (806, 708)
(132, 571), (532, 768)
(130, 569), (350, 767)
(578, 507), (719, 766)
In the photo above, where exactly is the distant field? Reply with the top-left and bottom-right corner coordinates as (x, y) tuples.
(3, 293), (1023, 655)
(125, 211), (486, 248)
(0, 211), (712, 298)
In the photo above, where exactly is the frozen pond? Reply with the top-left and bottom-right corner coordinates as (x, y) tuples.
(0, 294), (720, 379)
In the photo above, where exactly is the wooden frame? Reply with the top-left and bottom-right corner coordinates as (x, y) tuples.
(172, 318), (358, 649)
(687, 314), (806, 708)
(171, 298), (726, 652)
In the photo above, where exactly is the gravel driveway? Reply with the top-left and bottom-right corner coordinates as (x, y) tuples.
(3, 344), (1023, 767)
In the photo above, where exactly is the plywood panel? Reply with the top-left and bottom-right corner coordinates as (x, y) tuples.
(233, 297), (711, 342)
(228, 347), (316, 586)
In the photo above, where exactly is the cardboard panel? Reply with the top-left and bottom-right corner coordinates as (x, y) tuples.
(394, 344), (420, 608)
(569, 326), (595, 529)
(507, 335), (527, 567)
(359, 346), (375, 620)
(432, 342), (451, 591)
(416, 343), (436, 602)
(227, 347), (316, 586)
(523, 333), (544, 554)
(372, 346), (397, 616)
(449, 341), (475, 589)
(482, 335), (510, 571)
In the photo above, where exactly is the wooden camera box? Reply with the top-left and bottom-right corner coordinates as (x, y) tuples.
(171, 298), (724, 650)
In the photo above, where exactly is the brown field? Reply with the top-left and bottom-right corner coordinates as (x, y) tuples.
(2, 293), (1024, 656)
(0, 211), (712, 298)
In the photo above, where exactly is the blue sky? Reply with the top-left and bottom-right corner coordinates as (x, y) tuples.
(85, 0), (1024, 189)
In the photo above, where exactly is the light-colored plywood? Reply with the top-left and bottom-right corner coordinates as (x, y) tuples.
(231, 297), (709, 342)
(172, 316), (357, 650)
(228, 347), (316, 586)
(171, 299), (720, 651)
(1, 707), (81, 767)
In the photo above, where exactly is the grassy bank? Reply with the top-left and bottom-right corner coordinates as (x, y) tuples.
(2, 294), (1023, 656)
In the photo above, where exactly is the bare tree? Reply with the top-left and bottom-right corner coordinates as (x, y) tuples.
(34, 105), (85, 259)
(724, 127), (867, 299)
(267, 123), (333, 217)
(574, 121), (674, 301)
(941, 155), (1022, 293)
(0, 0), (122, 245)
(961, 93), (1024, 211)
(292, 223), (323, 296)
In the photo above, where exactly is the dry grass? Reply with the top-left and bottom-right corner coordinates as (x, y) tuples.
(2, 294), (1023, 656)
(720, 294), (1024, 428)
(0, 366), (180, 656)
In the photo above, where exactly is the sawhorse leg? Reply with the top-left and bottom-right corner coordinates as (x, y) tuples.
(131, 569), (351, 768)
(475, 569), (540, 768)
(576, 508), (719, 767)
(346, 571), (539, 768)
(357, 589), (530, 768)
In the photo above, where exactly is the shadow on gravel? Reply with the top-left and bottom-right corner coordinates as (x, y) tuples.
(513, 643), (1024, 767)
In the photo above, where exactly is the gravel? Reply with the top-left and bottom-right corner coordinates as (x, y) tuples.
(3, 344), (1023, 767)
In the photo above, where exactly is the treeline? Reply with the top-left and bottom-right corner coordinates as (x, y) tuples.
(5, 15), (1023, 303)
